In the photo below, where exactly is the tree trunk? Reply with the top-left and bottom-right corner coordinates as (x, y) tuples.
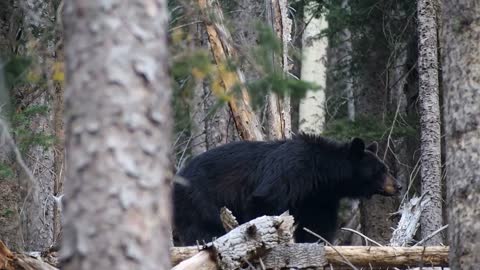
(417, 0), (444, 245)
(353, 3), (400, 244)
(441, 0), (480, 268)
(299, 3), (327, 134)
(61, 0), (172, 269)
(264, 0), (287, 140)
(341, 0), (355, 121)
(188, 81), (207, 157)
(274, 0), (292, 138)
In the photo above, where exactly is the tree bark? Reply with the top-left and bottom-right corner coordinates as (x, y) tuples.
(263, 0), (284, 139)
(441, 0), (480, 268)
(417, 0), (444, 246)
(299, 3), (328, 134)
(272, 0), (292, 139)
(61, 0), (172, 269)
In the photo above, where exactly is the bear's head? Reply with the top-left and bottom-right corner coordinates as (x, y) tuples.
(348, 138), (401, 198)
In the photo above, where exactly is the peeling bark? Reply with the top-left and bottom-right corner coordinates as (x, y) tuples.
(441, 0), (480, 268)
(62, 0), (172, 269)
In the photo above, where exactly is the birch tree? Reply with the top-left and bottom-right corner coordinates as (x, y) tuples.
(61, 0), (172, 269)
(299, 3), (328, 134)
(417, 0), (443, 245)
(441, 0), (480, 268)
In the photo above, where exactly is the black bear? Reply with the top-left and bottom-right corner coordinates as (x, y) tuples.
(173, 134), (401, 245)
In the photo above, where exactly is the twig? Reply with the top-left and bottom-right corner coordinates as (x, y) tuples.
(414, 225), (448, 247)
(0, 119), (37, 186)
(258, 257), (266, 270)
(339, 228), (384, 247)
(0, 118), (43, 242)
(303, 227), (359, 270)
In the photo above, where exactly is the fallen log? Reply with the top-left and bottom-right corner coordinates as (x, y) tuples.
(0, 241), (58, 270)
(324, 246), (448, 268)
(172, 214), (294, 270)
(171, 244), (449, 269)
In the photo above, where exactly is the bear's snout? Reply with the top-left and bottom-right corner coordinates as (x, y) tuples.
(383, 174), (401, 195)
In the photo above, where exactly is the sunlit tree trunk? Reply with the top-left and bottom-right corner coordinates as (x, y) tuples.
(62, 0), (172, 269)
(441, 0), (480, 268)
(299, 3), (327, 134)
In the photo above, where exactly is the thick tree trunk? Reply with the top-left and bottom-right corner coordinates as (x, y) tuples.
(299, 3), (327, 134)
(351, 1), (419, 244)
(417, 0), (443, 245)
(441, 0), (480, 268)
(354, 24), (399, 247)
(62, 0), (172, 269)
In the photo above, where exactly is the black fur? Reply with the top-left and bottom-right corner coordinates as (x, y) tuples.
(173, 134), (400, 245)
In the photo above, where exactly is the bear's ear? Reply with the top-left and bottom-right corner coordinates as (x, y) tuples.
(349, 137), (365, 159)
(367, 141), (379, 155)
